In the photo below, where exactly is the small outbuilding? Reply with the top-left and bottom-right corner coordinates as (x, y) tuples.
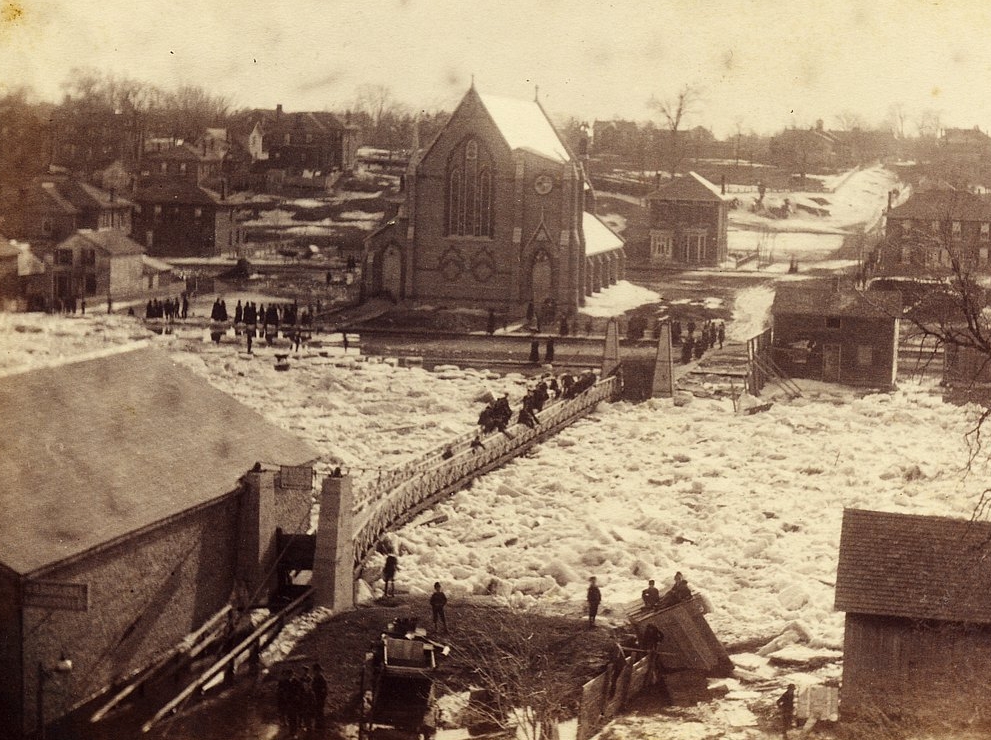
(0, 346), (318, 738)
(771, 280), (902, 388)
(835, 508), (991, 722)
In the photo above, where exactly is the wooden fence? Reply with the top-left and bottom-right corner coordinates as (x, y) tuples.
(351, 376), (621, 571)
(577, 655), (654, 740)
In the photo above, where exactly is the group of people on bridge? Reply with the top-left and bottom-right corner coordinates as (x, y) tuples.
(476, 371), (599, 434)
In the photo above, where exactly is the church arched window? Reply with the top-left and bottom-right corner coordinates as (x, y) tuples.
(446, 138), (493, 237)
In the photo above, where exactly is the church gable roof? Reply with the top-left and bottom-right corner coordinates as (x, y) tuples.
(583, 212), (625, 256)
(475, 91), (572, 164)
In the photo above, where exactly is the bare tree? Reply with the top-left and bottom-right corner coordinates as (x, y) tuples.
(444, 611), (581, 740)
(885, 102), (909, 139)
(647, 83), (702, 179)
(917, 108), (944, 139)
(833, 109), (867, 132)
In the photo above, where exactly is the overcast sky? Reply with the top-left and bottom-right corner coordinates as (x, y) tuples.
(3, 0), (991, 138)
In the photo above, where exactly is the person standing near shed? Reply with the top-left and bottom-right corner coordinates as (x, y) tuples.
(777, 683), (796, 738)
(586, 576), (601, 628)
(430, 581), (448, 631)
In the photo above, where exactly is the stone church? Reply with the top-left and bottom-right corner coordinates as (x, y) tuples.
(363, 85), (625, 318)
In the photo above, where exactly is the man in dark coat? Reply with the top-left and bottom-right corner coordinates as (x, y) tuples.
(430, 582), (448, 631)
(641, 579), (661, 609)
(777, 684), (796, 738)
(382, 555), (398, 597)
(586, 576), (601, 628)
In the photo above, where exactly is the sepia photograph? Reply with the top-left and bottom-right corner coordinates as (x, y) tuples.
(3, 1), (991, 738)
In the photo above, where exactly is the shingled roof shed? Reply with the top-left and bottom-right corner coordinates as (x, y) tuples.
(834, 508), (991, 719)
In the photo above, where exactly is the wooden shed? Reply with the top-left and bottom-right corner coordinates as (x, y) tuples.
(835, 508), (991, 722)
(771, 281), (902, 388)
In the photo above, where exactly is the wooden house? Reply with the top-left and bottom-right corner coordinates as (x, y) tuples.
(771, 281), (902, 388)
(835, 508), (991, 722)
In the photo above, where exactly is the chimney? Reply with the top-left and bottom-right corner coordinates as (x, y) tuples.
(276, 104), (283, 120)
(720, 175), (726, 195)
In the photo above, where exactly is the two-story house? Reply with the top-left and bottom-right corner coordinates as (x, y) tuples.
(362, 85), (624, 316)
(0, 176), (133, 247)
(644, 172), (729, 267)
(879, 189), (991, 276)
(133, 181), (244, 259)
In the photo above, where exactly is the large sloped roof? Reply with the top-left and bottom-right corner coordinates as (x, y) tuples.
(887, 190), (991, 222)
(0, 346), (318, 575)
(583, 212), (625, 256)
(772, 284), (902, 319)
(835, 508), (991, 624)
(59, 229), (144, 257)
(646, 172), (730, 203)
(476, 93), (572, 164)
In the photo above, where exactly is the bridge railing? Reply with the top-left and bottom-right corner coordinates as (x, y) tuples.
(351, 376), (620, 570)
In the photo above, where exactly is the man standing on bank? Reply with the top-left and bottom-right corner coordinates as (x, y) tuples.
(430, 581), (448, 631)
(587, 576), (602, 628)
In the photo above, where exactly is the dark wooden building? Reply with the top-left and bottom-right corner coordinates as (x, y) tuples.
(0, 347), (317, 739)
(770, 281), (901, 388)
(132, 181), (244, 258)
(363, 85), (624, 316)
(835, 508), (991, 722)
(644, 172), (729, 267)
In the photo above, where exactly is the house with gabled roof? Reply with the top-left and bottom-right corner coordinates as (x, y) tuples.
(644, 171), (729, 267)
(0, 346), (318, 738)
(835, 508), (991, 722)
(0, 175), (133, 248)
(879, 189), (991, 277)
(132, 180), (246, 258)
(48, 229), (148, 307)
(362, 85), (625, 317)
(771, 279), (902, 388)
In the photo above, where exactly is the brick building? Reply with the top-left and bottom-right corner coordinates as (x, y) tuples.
(132, 181), (244, 258)
(363, 85), (625, 316)
(0, 347), (318, 739)
(879, 189), (991, 277)
(645, 172), (729, 267)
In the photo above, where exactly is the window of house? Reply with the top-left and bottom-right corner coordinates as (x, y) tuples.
(825, 316), (841, 329)
(901, 219), (912, 232)
(650, 230), (673, 259)
(284, 134), (291, 145)
(154, 205), (162, 216)
(445, 138), (493, 238)
(81, 249), (96, 266)
(981, 223), (989, 242)
(84, 274), (97, 295)
(194, 207), (203, 218)
(931, 220), (940, 232)
(160, 162), (167, 174)
(856, 345), (873, 366)
(55, 248), (73, 265)
(42, 218), (53, 236)
(306, 134), (313, 143)
(981, 247), (989, 263)
(179, 163), (187, 175)
(952, 221), (962, 236)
